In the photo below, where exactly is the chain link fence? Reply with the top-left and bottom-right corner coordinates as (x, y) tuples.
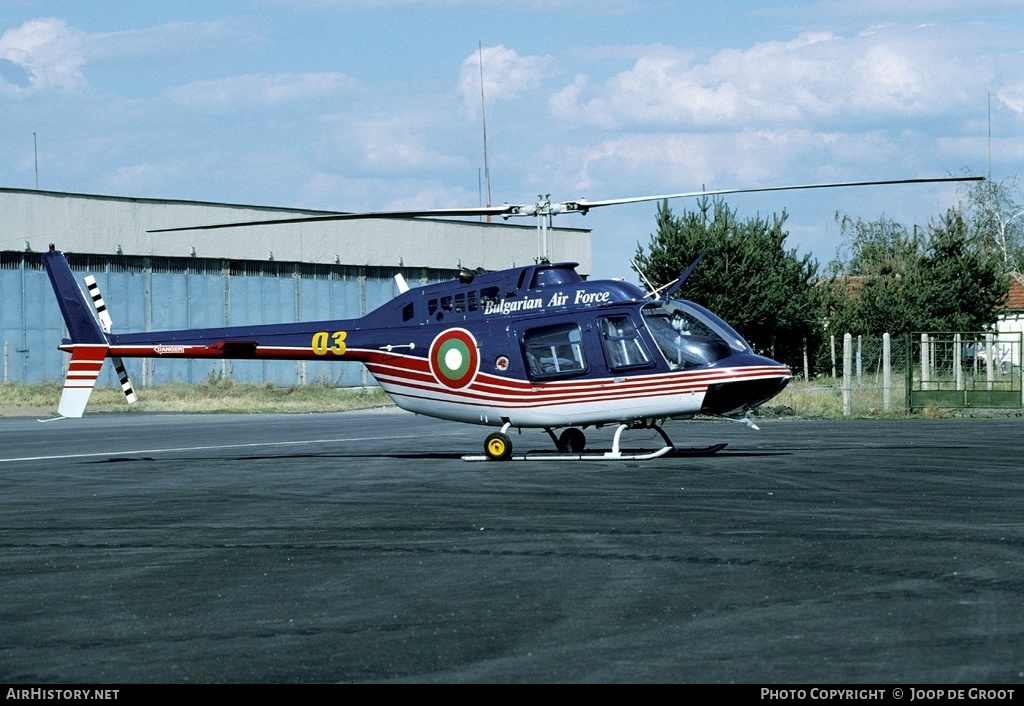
(775, 332), (1022, 417)
(909, 333), (1022, 410)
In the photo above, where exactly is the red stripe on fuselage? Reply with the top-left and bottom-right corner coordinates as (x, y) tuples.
(367, 355), (790, 409)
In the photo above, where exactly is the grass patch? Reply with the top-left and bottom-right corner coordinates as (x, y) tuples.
(765, 378), (909, 418)
(3, 378), (1015, 419)
(766, 378), (1022, 419)
(0, 380), (393, 417)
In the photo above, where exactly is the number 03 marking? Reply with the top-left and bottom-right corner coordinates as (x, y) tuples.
(312, 330), (347, 356)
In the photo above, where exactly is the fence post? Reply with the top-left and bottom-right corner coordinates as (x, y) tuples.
(360, 267), (368, 389)
(831, 335), (836, 379)
(954, 333), (963, 391)
(1019, 333), (1023, 405)
(222, 260), (231, 383)
(986, 332), (995, 391)
(143, 259), (153, 388)
(802, 335), (809, 382)
(294, 264), (304, 387)
(921, 333), (930, 391)
(883, 333), (891, 412)
(843, 333), (852, 417)
(856, 335), (862, 386)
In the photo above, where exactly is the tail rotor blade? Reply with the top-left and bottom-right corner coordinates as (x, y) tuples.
(112, 357), (138, 404)
(83, 275), (139, 405)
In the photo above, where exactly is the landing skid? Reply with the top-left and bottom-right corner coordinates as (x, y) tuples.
(461, 443), (727, 462)
(464, 420), (728, 462)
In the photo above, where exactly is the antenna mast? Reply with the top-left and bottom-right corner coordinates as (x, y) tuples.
(479, 42), (492, 222)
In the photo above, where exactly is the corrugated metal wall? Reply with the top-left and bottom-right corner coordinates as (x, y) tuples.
(1, 252), (455, 388)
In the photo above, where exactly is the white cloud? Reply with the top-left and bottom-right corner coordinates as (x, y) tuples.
(305, 105), (468, 193)
(350, 116), (461, 173)
(169, 72), (359, 109)
(458, 45), (557, 110)
(0, 17), (258, 95)
(998, 82), (1024, 115)
(84, 20), (258, 63)
(275, 0), (636, 11)
(0, 18), (86, 92)
(549, 26), (991, 131)
(300, 171), (471, 212)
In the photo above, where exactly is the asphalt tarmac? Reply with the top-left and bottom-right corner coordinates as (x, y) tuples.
(1, 410), (1022, 684)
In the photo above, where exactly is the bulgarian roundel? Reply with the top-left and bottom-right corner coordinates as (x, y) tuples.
(429, 328), (480, 389)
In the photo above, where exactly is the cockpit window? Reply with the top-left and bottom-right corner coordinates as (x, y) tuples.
(641, 300), (750, 369)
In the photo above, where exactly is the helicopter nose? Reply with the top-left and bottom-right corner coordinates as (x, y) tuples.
(699, 354), (791, 416)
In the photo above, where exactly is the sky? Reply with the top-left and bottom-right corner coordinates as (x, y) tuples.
(2, 0), (1023, 280)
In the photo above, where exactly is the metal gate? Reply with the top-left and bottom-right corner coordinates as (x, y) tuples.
(909, 332), (1022, 409)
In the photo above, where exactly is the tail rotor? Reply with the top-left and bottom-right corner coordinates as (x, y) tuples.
(84, 275), (138, 405)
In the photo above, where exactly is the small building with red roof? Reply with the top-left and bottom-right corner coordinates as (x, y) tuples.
(999, 273), (1024, 334)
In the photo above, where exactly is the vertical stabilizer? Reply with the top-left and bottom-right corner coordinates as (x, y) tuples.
(58, 344), (109, 418)
(43, 247), (110, 417)
(43, 248), (106, 345)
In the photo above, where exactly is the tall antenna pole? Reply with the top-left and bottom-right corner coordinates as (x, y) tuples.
(478, 42), (492, 222)
(988, 92), (992, 181)
(33, 132), (38, 189)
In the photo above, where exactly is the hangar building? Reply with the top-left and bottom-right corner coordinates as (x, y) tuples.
(1, 187), (591, 388)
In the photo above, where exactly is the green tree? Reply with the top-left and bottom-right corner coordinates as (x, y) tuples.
(914, 209), (1009, 332)
(821, 214), (922, 336)
(633, 197), (821, 369)
(959, 175), (1024, 272)
(825, 209), (1009, 336)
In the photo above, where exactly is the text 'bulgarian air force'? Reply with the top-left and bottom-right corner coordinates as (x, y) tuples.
(484, 290), (612, 316)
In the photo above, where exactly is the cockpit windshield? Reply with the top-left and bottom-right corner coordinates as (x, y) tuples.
(641, 299), (751, 369)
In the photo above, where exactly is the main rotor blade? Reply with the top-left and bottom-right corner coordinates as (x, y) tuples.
(566, 176), (985, 213)
(148, 175), (983, 233)
(147, 204), (520, 232)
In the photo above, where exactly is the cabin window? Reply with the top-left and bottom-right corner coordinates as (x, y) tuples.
(454, 293), (466, 313)
(402, 302), (415, 322)
(522, 323), (587, 379)
(598, 315), (652, 371)
(428, 299), (438, 316)
(530, 267), (583, 288)
(440, 295), (453, 312)
(480, 286), (499, 309)
(467, 290), (479, 312)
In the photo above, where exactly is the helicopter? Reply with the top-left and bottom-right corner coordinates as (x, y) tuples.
(43, 176), (982, 461)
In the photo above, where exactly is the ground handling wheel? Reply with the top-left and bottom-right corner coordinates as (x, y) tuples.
(484, 432), (513, 461)
(557, 427), (586, 454)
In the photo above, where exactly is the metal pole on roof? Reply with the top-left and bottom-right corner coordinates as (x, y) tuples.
(479, 42), (492, 223)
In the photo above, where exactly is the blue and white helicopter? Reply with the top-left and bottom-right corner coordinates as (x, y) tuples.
(44, 177), (980, 461)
